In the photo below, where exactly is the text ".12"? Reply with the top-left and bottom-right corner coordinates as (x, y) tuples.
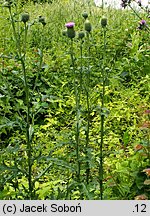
(134, 204), (147, 213)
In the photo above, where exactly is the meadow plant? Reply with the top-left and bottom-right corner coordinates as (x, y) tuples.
(64, 16), (93, 189)
(65, 21), (81, 184)
(99, 16), (108, 200)
(82, 11), (88, 20)
(137, 19), (147, 30)
(2, 2), (51, 199)
(84, 17), (92, 185)
(7, 4), (33, 198)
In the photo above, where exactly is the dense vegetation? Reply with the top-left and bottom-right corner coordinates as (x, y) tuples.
(0, 0), (150, 200)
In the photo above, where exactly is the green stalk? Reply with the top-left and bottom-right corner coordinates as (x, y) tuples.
(85, 32), (90, 184)
(70, 39), (80, 182)
(128, 4), (143, 20)
(79, 39), (83, 100)
(99, 27), (107, 200)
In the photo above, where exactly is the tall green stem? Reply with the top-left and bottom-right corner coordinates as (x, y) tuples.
(99, 27), (106, 200)
(85, 32), (90, 184)
(70, 39), (80, 182)
(128, 4), (142, 20)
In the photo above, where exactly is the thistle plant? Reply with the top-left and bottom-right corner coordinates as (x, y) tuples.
(84, 17), (92, 185)
(99, 17), (107, 200)
(4, 2), (50, 199)
(7, 4), (33, 198)
(65, 22), (81, 183)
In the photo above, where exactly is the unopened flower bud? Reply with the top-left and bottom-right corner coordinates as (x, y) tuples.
(82, 11), (88, 20)
(78, 31), (85, 39)
(21, 13), (29, 23)
(101, 17), (107, 28)
(84, 20), (92, 32)
(38, 16), (46, 26)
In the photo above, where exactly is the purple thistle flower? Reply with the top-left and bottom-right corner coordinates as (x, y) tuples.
(137, 19), (147, 30)
(140, 19), (146, 25)
(65, 22), (76, 39)
(65, 22), (75, 28)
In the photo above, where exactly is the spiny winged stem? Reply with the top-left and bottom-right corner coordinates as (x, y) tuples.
(70, 39), (80, 182)
(85, 32), (91, 184)
(99, 26), (107, 200)
(8, 7), (33, 199)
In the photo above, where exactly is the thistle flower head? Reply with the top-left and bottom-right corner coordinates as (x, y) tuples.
(38, 16), (46, 26)
(140, 19), (146, 25)
(21, 13), (29, 23)
(137, 20), (147, 30)
(84, 20), (92, 32)
(82, 11), (88, 20)
(65, 22), (75, 28)
(101, 17), (107, 28)
(78, 31), (85, 39)
(65, 22), (75, 39)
